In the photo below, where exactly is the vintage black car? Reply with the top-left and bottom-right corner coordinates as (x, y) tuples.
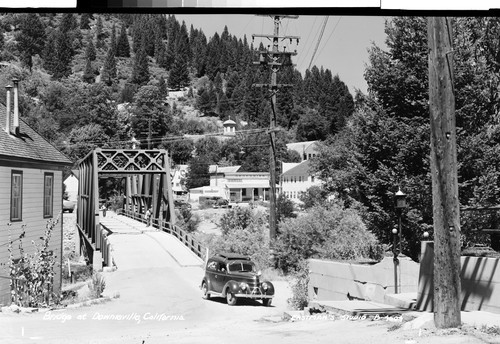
(200, 253), (274, 306)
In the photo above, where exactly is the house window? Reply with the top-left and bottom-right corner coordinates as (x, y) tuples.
(44, 173), (54, 218)
(11, 171), (23, 221)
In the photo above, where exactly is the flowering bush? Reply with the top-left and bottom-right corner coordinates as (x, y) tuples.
(8, 218), (59, 307)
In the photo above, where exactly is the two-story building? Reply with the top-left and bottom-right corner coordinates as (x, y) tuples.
(286, 141), (319, 161)
(280, 160), (322, 204)
(0, 81), (72, 305)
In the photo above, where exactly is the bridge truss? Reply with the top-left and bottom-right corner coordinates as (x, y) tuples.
(76, 148), (176, 266)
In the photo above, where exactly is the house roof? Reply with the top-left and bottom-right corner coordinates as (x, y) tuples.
(281, 160), (313, 177)
(0, 104), (72, 166)
(286, 140), (319, 152)
(209, 165), (241, 174)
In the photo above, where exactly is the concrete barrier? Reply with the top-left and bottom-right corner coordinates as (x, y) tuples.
(308, 257), (420, 304)
(417, 241), (500, 314)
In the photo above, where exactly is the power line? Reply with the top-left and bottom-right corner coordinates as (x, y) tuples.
(308, 16), (329, 71)
(316, 16), (342, 62)
(297, 16), (319, 70)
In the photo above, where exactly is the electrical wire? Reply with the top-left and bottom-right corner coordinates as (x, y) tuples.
(316, 16), (342, 64)
(59, 127), (270, 148)
(296, 16), (319, 70)
(308, 16), (329, 71)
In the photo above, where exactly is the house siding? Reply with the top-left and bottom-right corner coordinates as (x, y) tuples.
(0, 166), (63, 306)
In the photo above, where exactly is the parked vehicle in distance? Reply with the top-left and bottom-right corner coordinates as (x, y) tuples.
(63, 200), (75, 213)
(200, 253), (274, 306)
(174, 199), (191, 209)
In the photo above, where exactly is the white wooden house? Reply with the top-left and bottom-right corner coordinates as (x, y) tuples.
(0, 81), (72, 305)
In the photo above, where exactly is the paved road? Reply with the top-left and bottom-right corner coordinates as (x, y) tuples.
(0, 214), (493, 344)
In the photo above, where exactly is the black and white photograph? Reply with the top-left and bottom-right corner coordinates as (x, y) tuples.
(1, 3), (500, 343)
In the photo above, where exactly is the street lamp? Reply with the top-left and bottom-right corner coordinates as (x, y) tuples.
(393, 188), (407, 294)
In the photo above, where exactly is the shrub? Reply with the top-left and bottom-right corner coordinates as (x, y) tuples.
(219, 206), (260, 235)
(108, 194), (124, 212)
(8, 219), (59, 307)
(203, 207), (270, 270)
(176, 206), (200, 233)
(88, 272), (106, 298)
(274, 202), (382, 273)
(276, 193), (296, 223)
(287, 260), (310, 310)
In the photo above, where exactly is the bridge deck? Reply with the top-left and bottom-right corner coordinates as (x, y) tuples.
(100, 212), (204, 269)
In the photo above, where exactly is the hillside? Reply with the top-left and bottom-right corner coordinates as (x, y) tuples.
(0, 13), (354, 173)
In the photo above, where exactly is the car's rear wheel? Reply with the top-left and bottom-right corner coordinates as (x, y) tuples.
(226, 291), (237, 306)
(262, 298), (272, 307)
(201, 282), (210, 300)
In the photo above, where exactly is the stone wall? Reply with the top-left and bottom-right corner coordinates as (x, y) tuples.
(417, 242), (500, 314)
(308, 257), (420, 304)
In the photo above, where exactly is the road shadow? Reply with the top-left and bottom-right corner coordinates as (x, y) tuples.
(204, 296), (274, 307)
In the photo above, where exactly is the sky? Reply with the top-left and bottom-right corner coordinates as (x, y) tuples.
(176, 14), (387, 95)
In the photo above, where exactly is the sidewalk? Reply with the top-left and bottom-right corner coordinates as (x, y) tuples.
(310, 297), (500, 329)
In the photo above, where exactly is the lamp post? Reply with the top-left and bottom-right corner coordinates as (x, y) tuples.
(393, 188), (407, 294)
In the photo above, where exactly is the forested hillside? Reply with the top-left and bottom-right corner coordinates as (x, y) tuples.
(0, 13), (354, 171)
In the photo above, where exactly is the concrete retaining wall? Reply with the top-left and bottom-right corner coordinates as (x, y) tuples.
(417, 242), (500, 314)
(308, 257), (420, 304)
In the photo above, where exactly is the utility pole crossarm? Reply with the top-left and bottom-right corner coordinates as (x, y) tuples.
(252, 84), (294, 89)
(256, 14), (299, 19)
(252, 34), (301, 43)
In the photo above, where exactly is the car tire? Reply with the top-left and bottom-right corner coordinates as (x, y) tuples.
(262, 298), (272, 307)
(201, 282), (210, 300)
(69, 209), (74, 213)
(226, 291), (237, 306)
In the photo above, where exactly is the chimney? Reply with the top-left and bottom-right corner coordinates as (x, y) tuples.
(5, 84), (12, 134)
(12, 78), (19, 135)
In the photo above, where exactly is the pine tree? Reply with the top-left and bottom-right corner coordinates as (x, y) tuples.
(95, 15), (105, 49)
(85, 35), (96, 61)
(16, 13), (46, 71)
(80, 13), (91, 30)
(116, 25), (130, 57)
(110, 23), (117, 56)
(43, 31), (57, 74)
(101, 46), (117, 86)
(82, 58), (95, 83)
(0, 26), (4, 52)
(60, 13), (77, 33)
(168, 55), (189, 90)
(131, 42), (149, 85)
(52, 30), (73, 79)
(158, 76), (167, 97)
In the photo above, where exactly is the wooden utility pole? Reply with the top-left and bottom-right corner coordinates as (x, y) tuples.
(428, 16), (462, 328)
(253, 15), (299, 239)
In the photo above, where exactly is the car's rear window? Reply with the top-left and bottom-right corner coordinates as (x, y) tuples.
(228, 261), (256, 273)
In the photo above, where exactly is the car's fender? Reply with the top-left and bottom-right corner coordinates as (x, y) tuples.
(201, 278), (212, 292)
(261, 280), (275, 295)
(222, 280), (241, 296)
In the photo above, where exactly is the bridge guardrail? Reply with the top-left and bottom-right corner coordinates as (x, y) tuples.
(117, 209), (206, 260)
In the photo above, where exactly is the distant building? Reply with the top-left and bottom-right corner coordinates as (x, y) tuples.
(188, 165), (272, 203)
(171, 165), (188, 200)
(280, 160), (322, 204)
(184, 117), (239, 144)
(63, 170), (79, 202)
(286, 141), (319, 161)
(0, 81), (72, 305)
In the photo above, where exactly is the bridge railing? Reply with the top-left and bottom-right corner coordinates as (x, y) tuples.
(117, 209), (206, 260)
